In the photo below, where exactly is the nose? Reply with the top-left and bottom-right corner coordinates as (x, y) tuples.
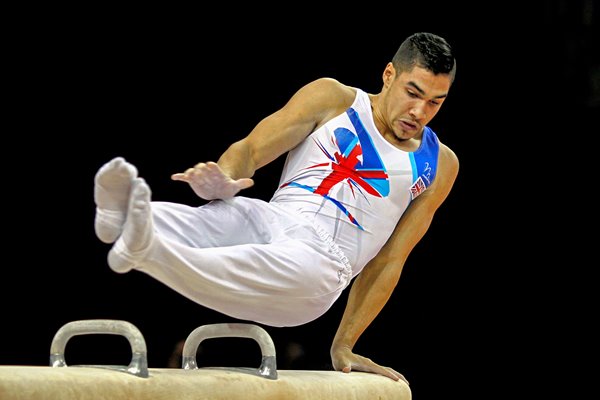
(409, 103), (427, 120)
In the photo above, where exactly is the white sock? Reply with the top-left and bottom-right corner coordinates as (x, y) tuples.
(94, 157), (138, 243)
(108, 177), (154, 273)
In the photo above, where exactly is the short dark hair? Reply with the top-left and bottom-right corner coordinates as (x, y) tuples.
(392, 32), (456, 84)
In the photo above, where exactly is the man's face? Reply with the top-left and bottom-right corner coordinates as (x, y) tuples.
(384, 65), (452, 141)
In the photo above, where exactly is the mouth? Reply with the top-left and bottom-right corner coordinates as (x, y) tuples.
(399, 119), (419, 132)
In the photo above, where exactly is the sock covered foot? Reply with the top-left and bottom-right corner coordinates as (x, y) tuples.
(108, 177), (154, 273)
(94, 157), (138, 243)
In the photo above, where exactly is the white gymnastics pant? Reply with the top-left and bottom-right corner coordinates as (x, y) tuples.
(114, 197), (352, 327)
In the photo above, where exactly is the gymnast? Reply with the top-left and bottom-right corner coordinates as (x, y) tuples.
(94, 32), (459, 384)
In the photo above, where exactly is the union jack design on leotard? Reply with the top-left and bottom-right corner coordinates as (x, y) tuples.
(279, 108), (388, 230)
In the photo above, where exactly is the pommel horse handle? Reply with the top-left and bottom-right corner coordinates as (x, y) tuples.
(49, 319), (149, 378)
(182, 323), (278, 380)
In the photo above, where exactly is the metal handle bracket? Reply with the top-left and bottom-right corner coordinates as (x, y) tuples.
(49, 319), (149, 378)
(182, 323), (278, 380)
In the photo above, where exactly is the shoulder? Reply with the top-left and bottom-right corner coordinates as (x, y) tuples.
(286, 78), (358, 126)
(413, 131), (459, 209)
(296, 78), (357, 107)
(428, 141), (459, 202)
(423, 128), (459, 181)
(305, 77), (355, 94)
(438, 141), (459, 176)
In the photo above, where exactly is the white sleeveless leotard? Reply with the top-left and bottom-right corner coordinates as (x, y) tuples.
(270, 88), (439, 276)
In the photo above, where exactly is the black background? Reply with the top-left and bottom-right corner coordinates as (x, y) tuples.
(2, 2), (596, 399)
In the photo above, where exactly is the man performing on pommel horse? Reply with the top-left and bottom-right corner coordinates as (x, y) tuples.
(93, 31), (459, 385)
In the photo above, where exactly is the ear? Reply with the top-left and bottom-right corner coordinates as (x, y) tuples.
(382, 62), (395, 87)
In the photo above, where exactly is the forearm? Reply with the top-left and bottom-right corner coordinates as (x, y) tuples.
(329, 254), (410, 382)
(332, 263), (400, 351)
(216, 139), (257, 180)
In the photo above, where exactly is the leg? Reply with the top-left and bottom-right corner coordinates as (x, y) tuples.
(107, 195), (350, 326)
(94, 157), (138, 243)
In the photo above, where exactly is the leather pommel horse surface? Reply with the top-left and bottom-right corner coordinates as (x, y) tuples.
(0, 320), (411, 400)
(0, 366), (411, 400)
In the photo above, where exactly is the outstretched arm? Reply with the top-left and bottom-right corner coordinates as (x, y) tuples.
(171, 78), (355, 200)
(330, 144), (459, 383)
